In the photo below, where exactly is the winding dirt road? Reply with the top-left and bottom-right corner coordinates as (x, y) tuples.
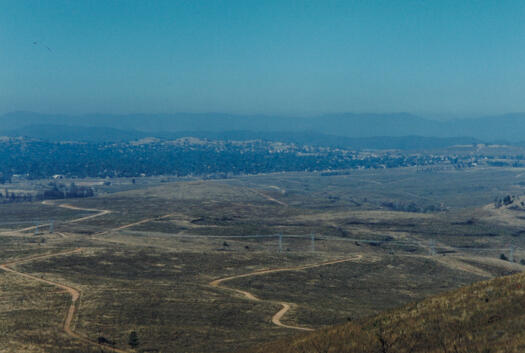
(94, 212), (178, 236)
(51, 201), (113, 223)
(14, 200), (174, 237)
(0, 249), (129, 353)
(2, 199), (364, 348)
(1, 201), (112, 235)
(210, 255), (363, 331)
(1, 200), (186, 351)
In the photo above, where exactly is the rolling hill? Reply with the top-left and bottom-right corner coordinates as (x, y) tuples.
(248, 270), (525, 353)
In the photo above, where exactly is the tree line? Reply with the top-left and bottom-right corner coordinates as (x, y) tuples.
(0, 182), (94, 204)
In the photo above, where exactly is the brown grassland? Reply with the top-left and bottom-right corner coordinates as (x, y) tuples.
(1, 167), (525, 352)
(248, 271), (525, 353)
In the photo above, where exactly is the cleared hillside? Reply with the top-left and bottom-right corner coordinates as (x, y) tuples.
(248, 271), (525, 353)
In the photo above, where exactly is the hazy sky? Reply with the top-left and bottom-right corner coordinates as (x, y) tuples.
(1, 0), (525, 116)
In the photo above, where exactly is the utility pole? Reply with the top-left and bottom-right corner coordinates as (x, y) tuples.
(311, 233), (315, 253)
(49, 220), (54, 234)
(278, 234), (282, 252)
(34, 222), (39, 236)
(510, 245), (515, 262)
(429, 239), (436, 256)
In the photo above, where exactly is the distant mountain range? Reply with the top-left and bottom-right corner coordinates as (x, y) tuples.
(0, 124), (482, 150)
(1, 111), (524, 147)
(2, 124), (146, 142)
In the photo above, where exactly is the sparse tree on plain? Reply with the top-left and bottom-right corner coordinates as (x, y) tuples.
(128, 330), (139, 349)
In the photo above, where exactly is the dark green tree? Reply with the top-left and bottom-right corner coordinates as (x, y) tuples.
(128, 331), (139, 349)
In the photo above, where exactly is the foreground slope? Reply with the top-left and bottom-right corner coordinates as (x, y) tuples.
(249, 271), (525, 353)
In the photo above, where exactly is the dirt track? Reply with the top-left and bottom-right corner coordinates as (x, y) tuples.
(3, 200), (364, 346)
(1, 201), (112, 235)
(6, 201), (188, 351)
(251, 189), (288, 207)
(0, 200), (138, 352)
(0, 249), (129, 353)
(52, 201), (113, 223)
(210, 255), (364, 331)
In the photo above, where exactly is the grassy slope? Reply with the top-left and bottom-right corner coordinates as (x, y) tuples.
(249, 271), (525, 353)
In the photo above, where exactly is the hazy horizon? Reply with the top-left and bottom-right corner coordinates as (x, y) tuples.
(3, 110), (525, 122)
(2, 1), (525, 116)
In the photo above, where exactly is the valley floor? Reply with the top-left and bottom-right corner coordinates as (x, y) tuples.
(1, 168), (524, 352)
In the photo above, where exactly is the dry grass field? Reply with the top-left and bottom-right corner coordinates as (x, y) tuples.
(249, 270), (525, 353)
(1, 167), (525, 352)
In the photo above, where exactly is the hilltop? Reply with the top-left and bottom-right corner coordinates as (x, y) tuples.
(248, 271), (525, 353)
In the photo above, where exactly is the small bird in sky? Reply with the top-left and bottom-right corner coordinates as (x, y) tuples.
(32, 40), (52, 51)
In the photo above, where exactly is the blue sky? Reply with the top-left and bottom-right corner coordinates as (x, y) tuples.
(1, 0), (524, 116)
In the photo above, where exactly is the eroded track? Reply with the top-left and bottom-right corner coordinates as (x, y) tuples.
(0, 249), (129, 353)
(3, 200), (367, 348)
(209, 255), (364, 331)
